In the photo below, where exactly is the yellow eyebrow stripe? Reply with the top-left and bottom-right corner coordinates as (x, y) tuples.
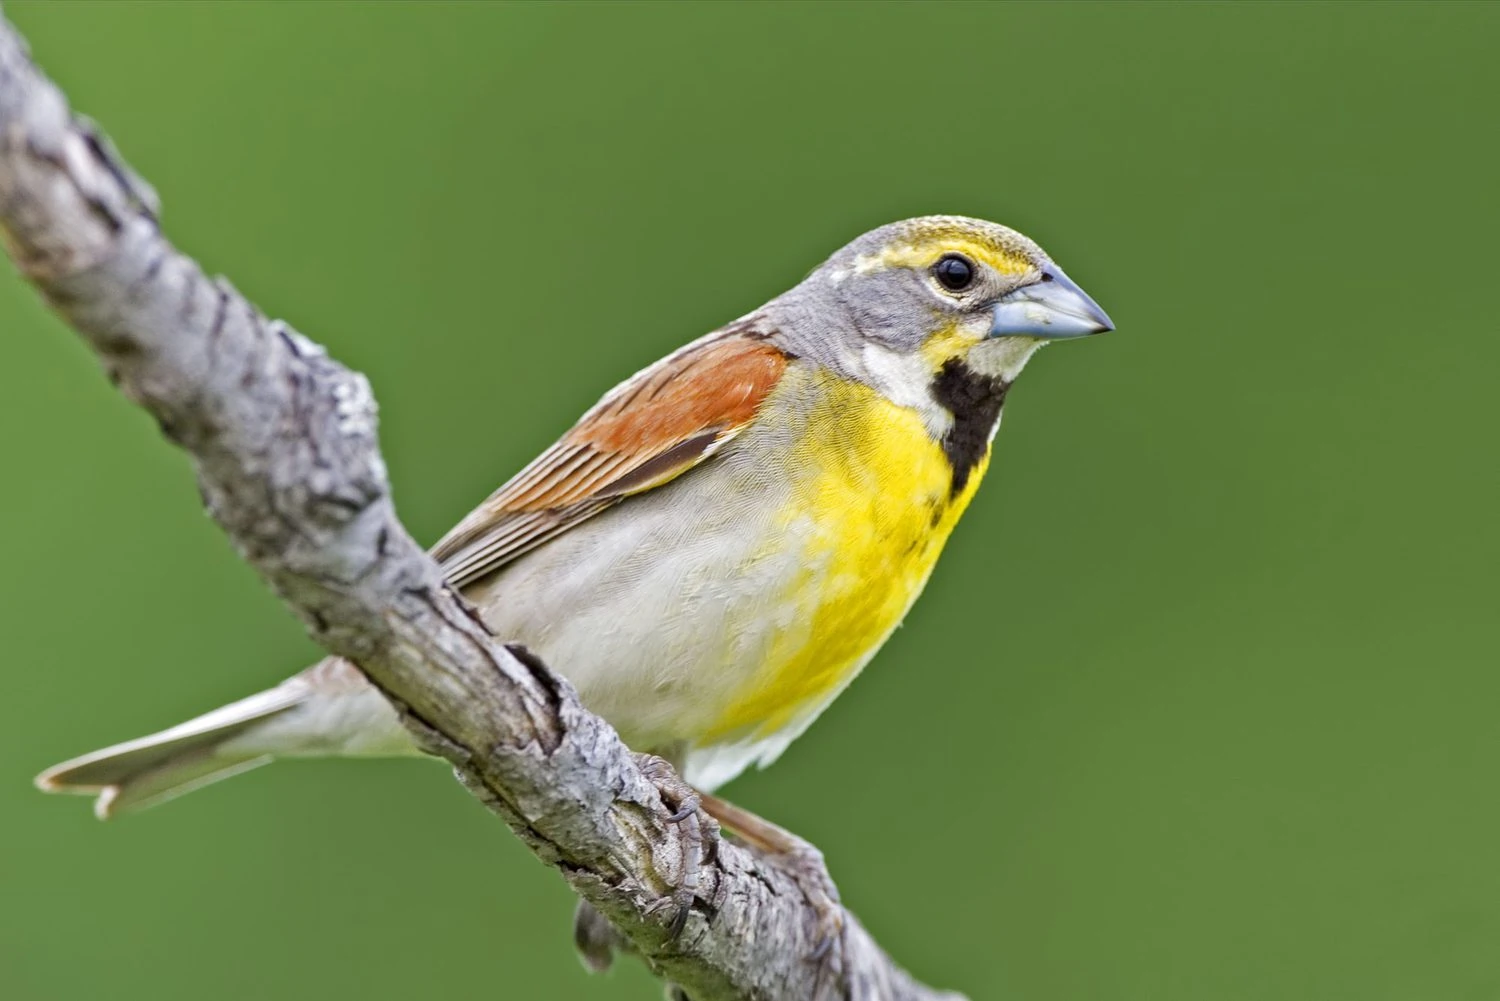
(857, 239), (1033, 277)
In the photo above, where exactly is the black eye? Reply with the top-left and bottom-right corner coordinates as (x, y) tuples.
(932, 254), (976, 292)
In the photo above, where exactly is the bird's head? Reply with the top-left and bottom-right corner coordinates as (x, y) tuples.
(770, 215), (1113, 404)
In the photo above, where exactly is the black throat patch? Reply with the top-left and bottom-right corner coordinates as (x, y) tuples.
(930, 358), (1010, 497)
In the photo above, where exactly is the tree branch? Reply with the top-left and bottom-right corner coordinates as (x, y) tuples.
(0, 13), (962, 1001)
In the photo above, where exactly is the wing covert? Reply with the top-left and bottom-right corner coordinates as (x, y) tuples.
(431, 329), (787, 588)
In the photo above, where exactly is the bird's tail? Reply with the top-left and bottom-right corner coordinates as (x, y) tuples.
(37, 659), (422, 818)
(34, 686), (307, 819)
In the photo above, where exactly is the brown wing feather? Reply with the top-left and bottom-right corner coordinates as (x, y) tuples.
(431, 330), (787, 588)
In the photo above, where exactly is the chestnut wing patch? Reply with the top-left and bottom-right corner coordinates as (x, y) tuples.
(431, 332), (787, 589)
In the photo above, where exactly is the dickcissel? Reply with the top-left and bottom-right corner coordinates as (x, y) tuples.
(37, 215), (1112, 821)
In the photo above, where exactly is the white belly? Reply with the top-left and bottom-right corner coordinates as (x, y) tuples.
(463, 440), (808, 771)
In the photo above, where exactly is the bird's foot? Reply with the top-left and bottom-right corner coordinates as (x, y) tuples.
(786, 844), (845, 966)
(638, 754), (708, 940)
(699, 793), (847, 976)
(573, 898), (632, 974)
(574, 755), (707, 973)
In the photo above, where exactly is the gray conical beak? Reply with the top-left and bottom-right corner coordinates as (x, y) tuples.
(989, 267), (1114, 339)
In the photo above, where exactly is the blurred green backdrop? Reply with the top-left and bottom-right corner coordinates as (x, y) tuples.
(3, 3), (1498, 999)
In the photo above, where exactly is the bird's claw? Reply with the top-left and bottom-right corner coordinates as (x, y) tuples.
(575, 757), (707, 973)
(778, 842), (845, 969)
(638, 755), (708, 941)
(696, 793), (846, 974)
(665, 797), (700, 825)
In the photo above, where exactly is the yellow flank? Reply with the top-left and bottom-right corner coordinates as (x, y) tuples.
(703, 370), (989, 741)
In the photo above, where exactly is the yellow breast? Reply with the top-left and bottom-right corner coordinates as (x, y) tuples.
(702, 370), (988, 741)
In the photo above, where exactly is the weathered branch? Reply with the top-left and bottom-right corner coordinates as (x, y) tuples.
(0, 13), (963, 1001)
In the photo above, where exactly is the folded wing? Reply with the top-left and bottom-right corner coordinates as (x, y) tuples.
(431, 327), (788, 588)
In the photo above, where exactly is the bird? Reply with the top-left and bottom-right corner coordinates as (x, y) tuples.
(36, 215), (1112, 829)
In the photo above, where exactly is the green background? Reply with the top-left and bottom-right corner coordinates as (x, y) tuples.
(3, 3), (1497, 999)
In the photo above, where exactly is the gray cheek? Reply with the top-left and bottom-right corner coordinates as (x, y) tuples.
(843, 270), (945, 351)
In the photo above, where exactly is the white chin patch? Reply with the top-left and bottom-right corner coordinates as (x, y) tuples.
(859, 342), (954, 436)
(968, 336), (1047, 383)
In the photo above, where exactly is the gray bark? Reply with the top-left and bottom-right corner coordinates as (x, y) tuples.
(0, 13), (964, 1001)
